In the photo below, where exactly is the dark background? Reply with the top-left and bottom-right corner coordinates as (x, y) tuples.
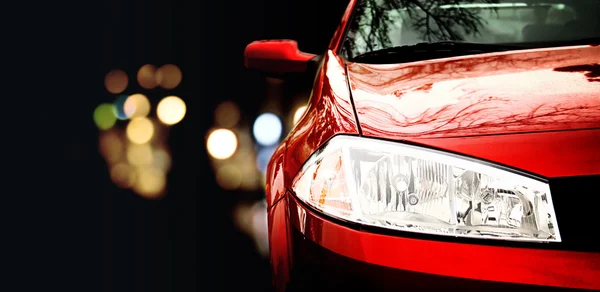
(7, 0), (348, 291)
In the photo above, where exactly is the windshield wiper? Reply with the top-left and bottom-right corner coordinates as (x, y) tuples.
(351, 41), (525, 63)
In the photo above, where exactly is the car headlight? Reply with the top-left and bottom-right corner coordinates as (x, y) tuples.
(291, 135), (561, 242)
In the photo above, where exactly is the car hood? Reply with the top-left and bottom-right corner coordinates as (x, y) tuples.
(346, 45), (600, 139)
(345, 45), (600, 178)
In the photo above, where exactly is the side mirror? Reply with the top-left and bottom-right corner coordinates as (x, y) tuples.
(244, 40), (318, 74)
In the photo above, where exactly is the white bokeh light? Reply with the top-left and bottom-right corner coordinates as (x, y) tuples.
(206, 129), (238, 159)
(253, 113), (282, 146)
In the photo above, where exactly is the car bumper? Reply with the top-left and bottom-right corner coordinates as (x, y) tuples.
(284, 193), (600, 291)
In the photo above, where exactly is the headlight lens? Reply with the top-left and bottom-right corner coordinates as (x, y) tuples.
(291, 135), (561, 242)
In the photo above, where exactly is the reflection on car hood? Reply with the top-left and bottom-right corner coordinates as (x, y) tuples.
(346, 45), (600, 139)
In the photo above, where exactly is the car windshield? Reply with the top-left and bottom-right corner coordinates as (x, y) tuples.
(341, 0), (600, 60)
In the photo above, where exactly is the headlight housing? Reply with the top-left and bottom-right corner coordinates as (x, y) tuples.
(291, 135), (561, 242)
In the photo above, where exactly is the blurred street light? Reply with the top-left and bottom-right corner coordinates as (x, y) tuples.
(94, 103), (118, 130)
(157, 96), (187, 125)
(137, 64), (158, 89)
(127, 143), (154, 166)
(114, 94), (129, 120)
(156, 64), (182, 89)
(252, 113), (282, 146)
(104, 69), (129, 94)
(126, 117), (155, 144)
(99, 130), (124, 163)
(216, 164), (243, 190)
(256, 146), (277, 174)
(133, 166), (166, 199)
(214, 101), (241, 128)
(124, 93), (151, 118)
(98, 65), (184, 200)
(110, 163), (136, 188)
(207, 128), (238, 159)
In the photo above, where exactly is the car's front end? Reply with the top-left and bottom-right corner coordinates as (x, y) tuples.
(247, 0), (600, 290)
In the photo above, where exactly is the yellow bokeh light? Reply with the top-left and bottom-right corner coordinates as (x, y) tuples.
(124, 93), (151, 118)
(104, 69), (128, 94)
(126, 143), (153, 166)
(156, 64), (182, 89)
(157, 96), (186, 125)
(126, 117), (154, 144)
(137, 64), (158, 89)
(153, 148), (172, 171)
(293, 105), (307, 125)
(214, 101), (241, 128)
(261, 173), (267, 190)
(233, 203), (253, 235)
(110, 163), (136, 188)
(133, 167), (166, 199)
(216, 164), (242, 190)
(240, 174), (259, 191)
(206, 129), (238, 159)
(99, 130), (123, 164)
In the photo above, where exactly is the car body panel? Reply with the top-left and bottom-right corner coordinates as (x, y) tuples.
(347, 45), (600, 140)
(409, 129), (600, 178)
(282, 51), (359, 190)
(267, 193), (292, 292)
(265, 51), (359, 290)
(287, 194), (600, 291)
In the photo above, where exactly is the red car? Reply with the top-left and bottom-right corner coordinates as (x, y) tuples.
(244, 0), (600, 291)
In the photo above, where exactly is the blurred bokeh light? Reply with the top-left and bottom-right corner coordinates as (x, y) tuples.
(293, 105), (307, 125)
(127, 143), (154, 166)
(153, 147), (172, 171)
(94, 103), (118, 130)
(126, 116), (155, 144)
(157, 96), (187, 125)
(137, 64), (158, 89)
(203, 76), (314, 257)
(99, 130), (124, 163)
(256, 146), (277, 174)
(156, 64), (182, 89)
(110, 163), (136, 188)
(133, 166), (166, 199)
(124, 93), (151, 118)
(216, 164), (243, 190)
(214, 101), (241, 128)
(114, 95), (130, 120)
(207, 129), (238, 160)
(253, 113), (282, 146)
(104, 69), (129, 94)
(98, 66), (185, 200)
(233, 200), (269, 257)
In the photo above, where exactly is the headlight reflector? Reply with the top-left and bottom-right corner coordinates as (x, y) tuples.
(291, 135), (560, 242)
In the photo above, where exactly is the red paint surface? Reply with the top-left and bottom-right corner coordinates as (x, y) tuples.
(287, 196), (600, 290)
(281, 51), (359, 189)
(410, 129), (600, 178)
(347, 45), (600, 139)
(267, 195), (291, 292)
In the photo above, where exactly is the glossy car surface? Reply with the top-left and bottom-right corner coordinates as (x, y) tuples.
(244, 0), (600, 291)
